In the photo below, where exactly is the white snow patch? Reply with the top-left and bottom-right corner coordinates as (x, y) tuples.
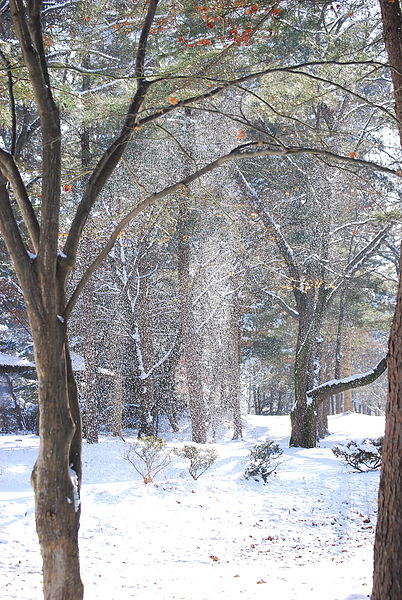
(0, 352), (34, 368)
(69, 466), (80, 512)
(0, 413), (385, 599)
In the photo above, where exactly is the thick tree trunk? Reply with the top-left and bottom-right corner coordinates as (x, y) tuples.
(379, 0), (402, 146)
(290, 399), (317, 448)
(31, 321), (83, 600)
(372, 5), (402, 591)
(372, 246), (402, 600)
(289, 232), (329, 447)
(290, 315), (322, 447)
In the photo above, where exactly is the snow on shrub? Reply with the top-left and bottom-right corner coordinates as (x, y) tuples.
(244, 440), (283, 483)
(174, 444), (218, 480)
(123, 436), (171, 483)
(332, 437), (383, 472)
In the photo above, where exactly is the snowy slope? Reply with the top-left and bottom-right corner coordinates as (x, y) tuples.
(0, 413), (384, 600)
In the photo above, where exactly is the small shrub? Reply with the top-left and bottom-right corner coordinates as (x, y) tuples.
(332, 437), (383, 472)
(174, 444), (218, 480)
(244, 440), (283, 483)
(123, 436), (171, 483)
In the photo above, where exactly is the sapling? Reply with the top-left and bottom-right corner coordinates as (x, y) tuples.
(174, 444), (218, 480)
(244, 440), (283, 482)
(123, 436), (171, 483)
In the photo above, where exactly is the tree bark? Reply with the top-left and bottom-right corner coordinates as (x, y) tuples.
(372, 244), (402, 600)
(343, 329), (353, 412)
(372, 3), (402, 596)
(112, 373), (123, 437)
(31, 317), (83, 600)
(334, 286), (347, 413)
(290, 278), (328, 447)
(379, 0), (402, 146)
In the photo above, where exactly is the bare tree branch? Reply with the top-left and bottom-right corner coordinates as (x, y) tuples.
(236, 167), (302, 289)
(0, 149), (40, 251)
(0, 48), (17, 155)
(63, 141), (402, 318)
(266, 291), (300, 319)
(63, 0), (160, 265)
(135, 0), (158, 81)
(0, 178), (41, 316)
(307, 356), (388, 402)
(10, 0), (61, 293)
(327, 225), (392, 303)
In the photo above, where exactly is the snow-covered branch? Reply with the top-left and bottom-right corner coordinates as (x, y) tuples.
(266, 291), (299, 319)
(307, 356), (388, 403)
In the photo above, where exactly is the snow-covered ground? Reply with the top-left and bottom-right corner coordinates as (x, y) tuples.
(0, 413), (384, 600)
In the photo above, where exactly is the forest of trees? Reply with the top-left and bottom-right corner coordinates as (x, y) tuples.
(0, 0), (401, 598)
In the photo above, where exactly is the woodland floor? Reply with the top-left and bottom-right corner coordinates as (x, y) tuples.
(0, 412), (384, 600)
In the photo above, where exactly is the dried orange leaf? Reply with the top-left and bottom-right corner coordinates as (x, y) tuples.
(167, 96), (180, 105)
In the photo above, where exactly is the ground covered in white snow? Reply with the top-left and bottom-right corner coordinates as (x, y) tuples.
(0, 413), (384, 600)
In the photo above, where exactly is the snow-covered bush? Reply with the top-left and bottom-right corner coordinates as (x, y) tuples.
(123, 436), (171, 483)
(174, 445), (218, 480)
(244, 440), (283, 483)
(332, 437), (383, 472)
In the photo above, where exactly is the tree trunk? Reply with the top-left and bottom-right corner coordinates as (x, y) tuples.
(81, 279), (99, 444)
(290, 310), (323, 447)
(31, 321), (83, 600)
(379, 0), (402, 146)
(316, 401), (327, 440)
(289, 229), (329, 447)
(372, 5), (402, 590)
(113, 373), (123, 437)
(177, 195), (206, 443)
(343, 330), (353, 412)
(334, 287), (347, 413)
(136, 252), (156, 438)
(84, 380), (99, 443)
(372, 244), (402, 600)
(5, 373), (25, 430)
(290, 398), (317, 448)
(157, 332), (182, 432)
(227, 292), (242, 439)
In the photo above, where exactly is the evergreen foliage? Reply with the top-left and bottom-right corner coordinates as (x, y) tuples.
(244, 439), (283, 482)
(332, 437), (383, 472)
(174, 444), (218, 480)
